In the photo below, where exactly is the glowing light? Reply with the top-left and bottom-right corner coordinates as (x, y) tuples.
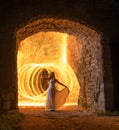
(62, 35), (67, 64)
(17, 32), (80, 107)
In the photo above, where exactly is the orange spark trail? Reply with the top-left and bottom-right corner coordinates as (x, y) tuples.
(17, 32), (80, 106)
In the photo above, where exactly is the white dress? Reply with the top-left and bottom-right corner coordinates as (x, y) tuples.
(45, 78), (69, 111)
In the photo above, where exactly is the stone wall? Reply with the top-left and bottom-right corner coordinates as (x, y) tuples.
(102, 36), (114, 111)
(16, 18), (105, 110)
(77, 35), (105, 110)
(67, 27), (105, 110)
(0, 0), (118, 111)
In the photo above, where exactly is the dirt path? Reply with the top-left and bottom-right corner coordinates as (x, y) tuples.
(19, 106), (119, 130)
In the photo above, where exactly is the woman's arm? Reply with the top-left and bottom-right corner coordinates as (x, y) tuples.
(41, 77), (50, 80)
(40, 74), (50, 80)
(56, 79), (67, 88)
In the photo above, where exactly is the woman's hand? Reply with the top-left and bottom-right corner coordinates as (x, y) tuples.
(64, 85), (68, 88)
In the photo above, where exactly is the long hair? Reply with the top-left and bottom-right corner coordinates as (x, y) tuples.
(49, 72), (55, 78)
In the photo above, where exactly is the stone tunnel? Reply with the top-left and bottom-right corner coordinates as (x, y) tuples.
(0, 0), (119, 112)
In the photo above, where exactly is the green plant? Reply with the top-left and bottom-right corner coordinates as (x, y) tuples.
(0, 111), (24, 130)
(94, 110), (119, 116)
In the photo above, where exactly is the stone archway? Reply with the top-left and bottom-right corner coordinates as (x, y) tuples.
(16, 17), (105, 111)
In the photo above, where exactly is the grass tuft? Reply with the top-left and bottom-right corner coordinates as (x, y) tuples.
(94, 110), (119, 116)
(0, 111), (24, 130)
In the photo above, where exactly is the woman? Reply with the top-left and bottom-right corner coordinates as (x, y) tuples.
(41, 71), (69, 111)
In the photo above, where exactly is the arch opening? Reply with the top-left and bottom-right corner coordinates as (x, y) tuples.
(16, 18), (104, 110)
(17, 32), (80, 107)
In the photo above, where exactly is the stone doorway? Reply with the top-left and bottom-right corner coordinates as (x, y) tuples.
(16, 18), (105, 111)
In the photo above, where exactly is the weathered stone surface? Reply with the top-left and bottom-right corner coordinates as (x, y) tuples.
(0, 0), (118, 111)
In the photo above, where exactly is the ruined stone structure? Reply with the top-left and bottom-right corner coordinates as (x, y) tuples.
(0, 0), (119, 111)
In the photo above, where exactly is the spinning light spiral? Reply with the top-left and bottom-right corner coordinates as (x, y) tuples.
(17, 32), (80, 106)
